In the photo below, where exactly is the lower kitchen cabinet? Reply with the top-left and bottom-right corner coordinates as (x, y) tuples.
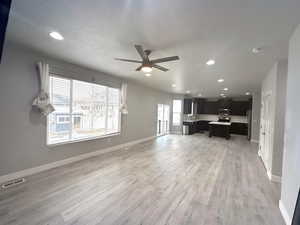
(184, 121), (248, 136)
(230, 123), (248, 135)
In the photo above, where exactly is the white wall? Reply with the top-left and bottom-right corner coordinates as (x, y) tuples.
(0, 42), (175, 177)
(280, 24), (300, 223)
(273, 60), (288, 177)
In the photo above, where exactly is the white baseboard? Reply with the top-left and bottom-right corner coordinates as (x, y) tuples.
(251, 139), (259, 144)
(279, 200), (292, 225)
(267, 170), (282, 183)
(258, 153), (281, 183)
(0, 136), (157, 184)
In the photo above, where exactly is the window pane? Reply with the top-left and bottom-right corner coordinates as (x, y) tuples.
(173, 100), (182, 113)
(48, 77), (71, 144)
(107, 87), (120, 134)
(172, 100), (182, 126)
(173, 112), (181, 126)
(48, 76), (121, 144)
(72, 80), (107, 140)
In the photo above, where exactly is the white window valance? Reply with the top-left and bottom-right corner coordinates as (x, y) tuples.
(120, 82), (128, 114)
(32, 61), (55, 116)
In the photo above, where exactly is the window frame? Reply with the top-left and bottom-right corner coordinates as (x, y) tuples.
(172, 99), (182, 126)
(47, 74), (121, 146)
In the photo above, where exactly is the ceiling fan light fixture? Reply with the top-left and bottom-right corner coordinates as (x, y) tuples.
(252, 47), (263, 54)
(141, 66), (152, 73)
(206, 59), (215, 66)
(49, 31), (64, 40)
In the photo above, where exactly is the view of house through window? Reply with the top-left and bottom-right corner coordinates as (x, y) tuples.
(172, 99), (182, 126)
(48, 76), (120, 145)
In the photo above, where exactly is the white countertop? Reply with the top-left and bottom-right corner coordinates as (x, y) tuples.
(183, 114), (248, 124)
(209, 121), (231, 126)
(183, 119), (203, 123)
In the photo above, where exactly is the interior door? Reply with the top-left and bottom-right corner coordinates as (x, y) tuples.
(260, 94), (272, 170)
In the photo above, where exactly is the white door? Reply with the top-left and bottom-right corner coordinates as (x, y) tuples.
(260, 94), (272, 170)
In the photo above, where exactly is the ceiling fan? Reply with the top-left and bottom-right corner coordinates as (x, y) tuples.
(115, 45), (179, 72)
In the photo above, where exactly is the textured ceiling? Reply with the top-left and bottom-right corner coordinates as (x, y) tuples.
(6, 0), (300, 97)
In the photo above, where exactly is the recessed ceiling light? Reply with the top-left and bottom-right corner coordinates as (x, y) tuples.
(198, 93), (202, 97)
(49, 31), (64, 40)
(145, 73), (152, 77)
(252, 47), (263, 54)
(186, 90), (191, 94)
(222, 95), (226, 98)
(218, 78), (224, 83)
(220, 93), (225, 96)
(172, 84), (176, 88)
(141, 66), (152, 73)
(245, 92), (251, 95)
(206, 59), (215, 66)
(223, 88), (228, 91)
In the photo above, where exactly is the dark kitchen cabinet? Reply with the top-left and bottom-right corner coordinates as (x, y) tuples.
(195, 98), (205, 114)
(231, 101), (250, 116)
(218, 98), (232, 109)
(183, 98), (192, 114)
(230, 122), (248, 135)
(198, 120), (210, 131)
(203, 101), (219, 114)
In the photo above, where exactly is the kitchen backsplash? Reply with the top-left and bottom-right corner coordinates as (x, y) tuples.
(183, 114), (248, 123)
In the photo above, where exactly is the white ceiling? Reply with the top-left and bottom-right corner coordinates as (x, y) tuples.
(6, 0), (300, 97)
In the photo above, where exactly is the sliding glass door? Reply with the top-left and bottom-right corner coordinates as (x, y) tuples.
(157, 104), (170, 136)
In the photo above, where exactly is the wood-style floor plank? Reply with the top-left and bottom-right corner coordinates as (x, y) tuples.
(0, 134), (284, 225)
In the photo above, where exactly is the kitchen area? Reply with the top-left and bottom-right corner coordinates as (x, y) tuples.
(182, 97), (252, 140)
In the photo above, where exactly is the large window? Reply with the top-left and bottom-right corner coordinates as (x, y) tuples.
(172, 100), (182, 126)
(48, 76), (120, 145)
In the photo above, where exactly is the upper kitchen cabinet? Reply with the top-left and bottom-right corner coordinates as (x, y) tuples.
(195, 98), (205, 114)
(231, 100), (251, 116)
(218, 98), (232, 109)
(203, 100), (219, 114)
(183, 98), (192, 114)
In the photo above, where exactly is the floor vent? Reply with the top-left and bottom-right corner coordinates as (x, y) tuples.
(1, 178), (26, 189)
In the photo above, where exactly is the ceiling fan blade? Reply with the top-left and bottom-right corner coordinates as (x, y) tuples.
(153, 64), (169, 72)
(115, 58), (142, 63)
(134, 45), (148, 61)
(136, 65), (143, 71)
(150, 56), (180, 64)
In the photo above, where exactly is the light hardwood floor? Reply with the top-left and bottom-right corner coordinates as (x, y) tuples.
(0, 134), (284, 225)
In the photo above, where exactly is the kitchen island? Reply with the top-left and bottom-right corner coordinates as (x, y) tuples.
(208, 121), (231, 139)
